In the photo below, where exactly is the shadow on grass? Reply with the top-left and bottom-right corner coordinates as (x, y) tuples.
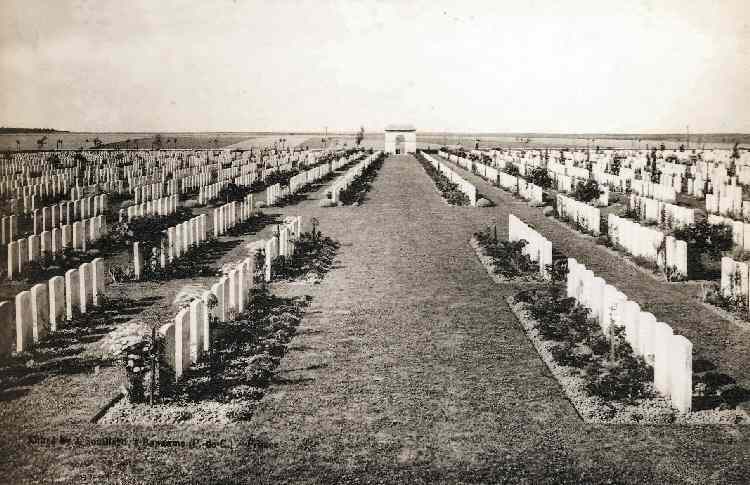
(0, 295), (160, 400)
(225, 211), (283, 238)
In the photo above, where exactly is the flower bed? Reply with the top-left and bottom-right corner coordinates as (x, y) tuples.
(471, 227), (545, 283)
(338, 152), (386, 205)
(508, 288), (747, 424)
(415, 152), (470, 206)
(99, 288), (307, 426)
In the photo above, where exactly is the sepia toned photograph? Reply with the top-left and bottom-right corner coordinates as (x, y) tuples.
(1, 0), (749, 483)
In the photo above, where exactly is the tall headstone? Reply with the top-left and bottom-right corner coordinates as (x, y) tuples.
(158, 322), (176, 371)
(79, 263), (92, 314)
(91, 258), (106, 305)
(189, 298), (206, 363)
(638, 312), (657, 362)
(670, 335), (693, 413)
(15, 290), (33, 352)
(16, 238), (26, 274)
(7, 241), (17, 280)
(211, 280), (226, 322)
(30, 283), (50, 342)
(29, 234), (41, 262)
(48, 275), (65, 331)
(174, 307), (191, 379)
(133, 242), (142, 280)
(201, 291), (214, 352)
(65, 268), (80, 320)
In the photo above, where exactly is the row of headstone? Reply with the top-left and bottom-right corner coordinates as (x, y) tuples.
(607, 214), (688, 277)
(720, 256), (750, 300)
(705, 185), (745, 217)
(132, 214), (208, 280)
(658, 172), (684, 194)
(556, 194), (601, 235)
(566, 258), (692, 413)
(0, 215), (18, 245)
(517, 178), (544, 205)
(630, 194), (695, 227)
(287, 163), (331, 194)
(132, 182), (165, 204)
(197, 181), (228, 205)
(212, 195), (256, 238)
(422, 152), (478, 206)
(263, 216), (302, 281)
(707, 214), (750, 251)
(0, 258), (106, 356)
(33, 194), (107, 234)
(508, 214), (553, 278)
(685, 176), (706, 198)
(233, 172), (259, 189)
(7, 215), (106, 280)
(439, 150), (515, 203)
(591, 170), (624, 191)
(630, 179), (677, 203)
(11, 180), (66, 201)
(69, 184), (102, 201)
(554, 173), (575, 193)
(160, 254), (257, 378)
(327, 152), (382, 203)
(122, 195), (178, 222)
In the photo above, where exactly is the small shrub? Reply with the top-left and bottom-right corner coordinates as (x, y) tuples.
(571, 180), (603, 204)
(527, 167), (552, 189)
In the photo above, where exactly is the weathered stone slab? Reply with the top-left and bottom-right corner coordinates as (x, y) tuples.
(91, 257), (106, 305)
(15, 290), (33, 352)
(65, 269), (80, 320)
(189, 299), (205, 363)
(48, 275), (65, 331)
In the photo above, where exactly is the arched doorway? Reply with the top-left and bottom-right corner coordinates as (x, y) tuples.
(395, 134), (405, 154)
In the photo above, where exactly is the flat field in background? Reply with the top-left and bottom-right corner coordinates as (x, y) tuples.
(1, 131), (745, 152)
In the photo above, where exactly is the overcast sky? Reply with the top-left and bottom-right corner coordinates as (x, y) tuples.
(0, 0), (748, 133)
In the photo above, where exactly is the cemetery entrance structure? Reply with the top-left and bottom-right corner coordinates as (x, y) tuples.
(384, 124), (416, 155)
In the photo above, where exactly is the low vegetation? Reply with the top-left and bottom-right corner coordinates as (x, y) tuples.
(338, 152), (386, 205)
(415, 152), (470, 205)
(516, 287), (654, 403)
(474, 226), (538, 278)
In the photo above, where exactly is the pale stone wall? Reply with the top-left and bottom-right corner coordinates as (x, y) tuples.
(384, 131), (416, 154)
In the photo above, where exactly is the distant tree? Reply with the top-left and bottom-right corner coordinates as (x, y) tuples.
(731, 141), (740, 160)
(93, 137), (102, 148)
(355, 126), (365, 146)
(154, 134), (163, 149)
(15, 140), (20, 151)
